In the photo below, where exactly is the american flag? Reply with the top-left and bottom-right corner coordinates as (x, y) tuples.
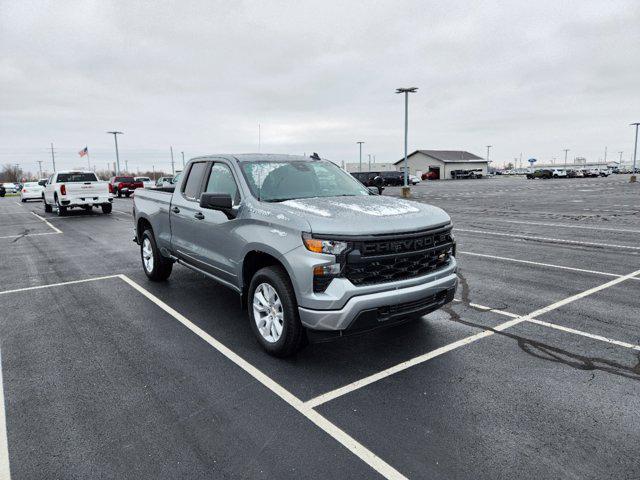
(78, 146), (88, 157)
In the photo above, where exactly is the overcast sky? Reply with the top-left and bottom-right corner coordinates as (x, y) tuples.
(1, 0), (639, 173)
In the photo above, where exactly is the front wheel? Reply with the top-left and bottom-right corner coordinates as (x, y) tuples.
(248, 266), (305, 357)
(43, 196), (52, 213)
(140, 229), (173, 281)
(101, 203), (112, 214)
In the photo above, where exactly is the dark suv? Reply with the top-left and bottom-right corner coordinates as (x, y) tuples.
(526, 169), (553, 179)
(350, 171), (385, 194)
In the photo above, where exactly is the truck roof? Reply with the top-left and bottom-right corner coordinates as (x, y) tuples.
(191, 153), (316, 163)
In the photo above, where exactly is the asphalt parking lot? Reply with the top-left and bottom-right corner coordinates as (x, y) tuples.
(0, 174), (639, 479)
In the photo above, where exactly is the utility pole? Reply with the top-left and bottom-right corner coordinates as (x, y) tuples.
(368, 154), (371, 171)
(107, 131), (123, 174)
(181, 151), (185, 168)
(631, 122), (639, 182)
(373, 155), (376, 164)
(125, 159), (129, 172)
(519, 152), (523, 169)
(486, 145), (492, 164)
(258, 124), (261, 153)
(618, 151), (623, 170)
(50, 143), (56, 171)
(37, 160), (43, 179)
(357, 141), (364, 172)
(563, 149), (569, 168)
(604, 146), (608, 163)
(170, 146), (175, 175)
(396, 87), (418, 192)
(152, 165), (156, 181)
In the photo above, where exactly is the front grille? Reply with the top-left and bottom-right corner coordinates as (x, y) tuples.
(343, 226), (454, 286)
(382, 290), (449, 317)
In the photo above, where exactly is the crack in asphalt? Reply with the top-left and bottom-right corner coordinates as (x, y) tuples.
(443, 271), (640, 382)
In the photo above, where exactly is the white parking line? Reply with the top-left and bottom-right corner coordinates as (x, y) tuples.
(456, 228), (640, 250)
(0, 232), (58, 240)
(0, 350), (11, 480)
(31, 212), (62, 234)
(473, 219), (640, 234)
(457, 251), (637, 279)
(304, 268), (640, 408)
(459, 300), (640, 352)
(118, 274), (406, 480)
(0, 275), (120, 296)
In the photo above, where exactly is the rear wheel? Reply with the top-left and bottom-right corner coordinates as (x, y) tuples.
(101, 203), (112, 214)
(125, 192), (131, 198)
(55, 196), (67, 216)
(248, 266), (305, 357)
(141, 229), (173, 281)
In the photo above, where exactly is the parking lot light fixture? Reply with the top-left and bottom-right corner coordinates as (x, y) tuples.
(396, 87), (418, 192)
(631, 123), (639, 182)
(107, 131), (123, 175)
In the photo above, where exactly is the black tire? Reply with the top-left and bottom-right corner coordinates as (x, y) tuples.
(102, 203), (112, 214)
(43, 196), (52, 213)
(116, 189), (121, 198)
(247, 266), (305, 357)
(55, 196), (67, 216)
(140, 229), (173, 281)
(125, 192), (131, 198)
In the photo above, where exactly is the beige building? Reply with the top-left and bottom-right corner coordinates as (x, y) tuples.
(394, 150), (488, 179)
(345, 162), (397, 172)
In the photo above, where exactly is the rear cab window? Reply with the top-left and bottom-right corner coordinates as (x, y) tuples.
(182, 162), (208, 200)
(57, 173), (98, 182)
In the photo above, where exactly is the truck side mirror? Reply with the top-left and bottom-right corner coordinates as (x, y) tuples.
(199, 192), (235, 218)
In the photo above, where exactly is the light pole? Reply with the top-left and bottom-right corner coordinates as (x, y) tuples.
(50, 142), (56, 171)
(357, 141), (364, 172)
(170, 146), (175, 175)
(563, 149), (569, 168)
(631, 122), (639, 181)
(368, 154), (371, 171)
(396, 87), (417, 190)
(181, 151), (185, 168)
(107, 131), (123, 174)
(486, 145), (492, 165)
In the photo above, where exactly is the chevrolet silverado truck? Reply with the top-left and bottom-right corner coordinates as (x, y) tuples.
(43, 171), (113, 215)
(133, 154), (457, 357)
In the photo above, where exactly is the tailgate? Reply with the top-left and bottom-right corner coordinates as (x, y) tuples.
(65, 182), (109, 196)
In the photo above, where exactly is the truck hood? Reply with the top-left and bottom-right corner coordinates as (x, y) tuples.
(272, 195), (451, 235)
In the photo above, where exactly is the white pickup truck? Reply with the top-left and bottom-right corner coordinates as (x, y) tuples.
(43, 171), (113, 216)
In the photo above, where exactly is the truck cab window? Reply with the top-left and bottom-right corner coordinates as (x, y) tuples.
(205, 163), (239, 205)
(182, 162), (208, 200)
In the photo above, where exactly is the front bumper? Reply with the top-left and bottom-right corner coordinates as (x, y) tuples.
(298, 270), (457, 331)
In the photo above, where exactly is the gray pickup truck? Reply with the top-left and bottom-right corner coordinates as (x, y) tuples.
(133, 154), (457, 356)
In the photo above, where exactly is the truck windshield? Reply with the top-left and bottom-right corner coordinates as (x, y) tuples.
(57, 173), (98, 182)
(241, 160), (369, 202)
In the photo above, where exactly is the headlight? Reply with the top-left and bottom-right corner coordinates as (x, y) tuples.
(302, 233), (348, 255)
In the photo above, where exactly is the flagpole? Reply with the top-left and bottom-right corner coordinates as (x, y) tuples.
(86, 148), (91, 170)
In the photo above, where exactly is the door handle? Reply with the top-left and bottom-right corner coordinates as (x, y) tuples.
(171, 206), (180, 213)
(194, 212), (205, 220)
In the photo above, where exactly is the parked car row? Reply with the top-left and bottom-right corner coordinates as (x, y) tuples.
(526, 168), (610, 179)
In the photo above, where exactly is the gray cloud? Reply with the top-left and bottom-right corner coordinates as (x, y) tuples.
(1, 0), (639, 173)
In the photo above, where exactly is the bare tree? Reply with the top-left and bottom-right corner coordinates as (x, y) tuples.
(0, 164), (24, 183)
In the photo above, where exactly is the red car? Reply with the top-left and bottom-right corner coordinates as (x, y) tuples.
(108, 176), (144, 197)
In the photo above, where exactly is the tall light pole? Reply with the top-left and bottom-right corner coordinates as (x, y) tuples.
(396, 87), (417, 189)
(37, 160), (43, 179)
(563, 148), (569, 168)
(181, 151), (185, 168)
(486, 145), (492, 165)
(357, 141), (364, 172)
(604, 146), (608, 163)
(618, 151), (623, 170)
(50, 142), (56, 171)
(631, 122), (640, 181)
(170, 146), (175, 175)
(107, 131), (123, 174)
(368, 154), (371, 171)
